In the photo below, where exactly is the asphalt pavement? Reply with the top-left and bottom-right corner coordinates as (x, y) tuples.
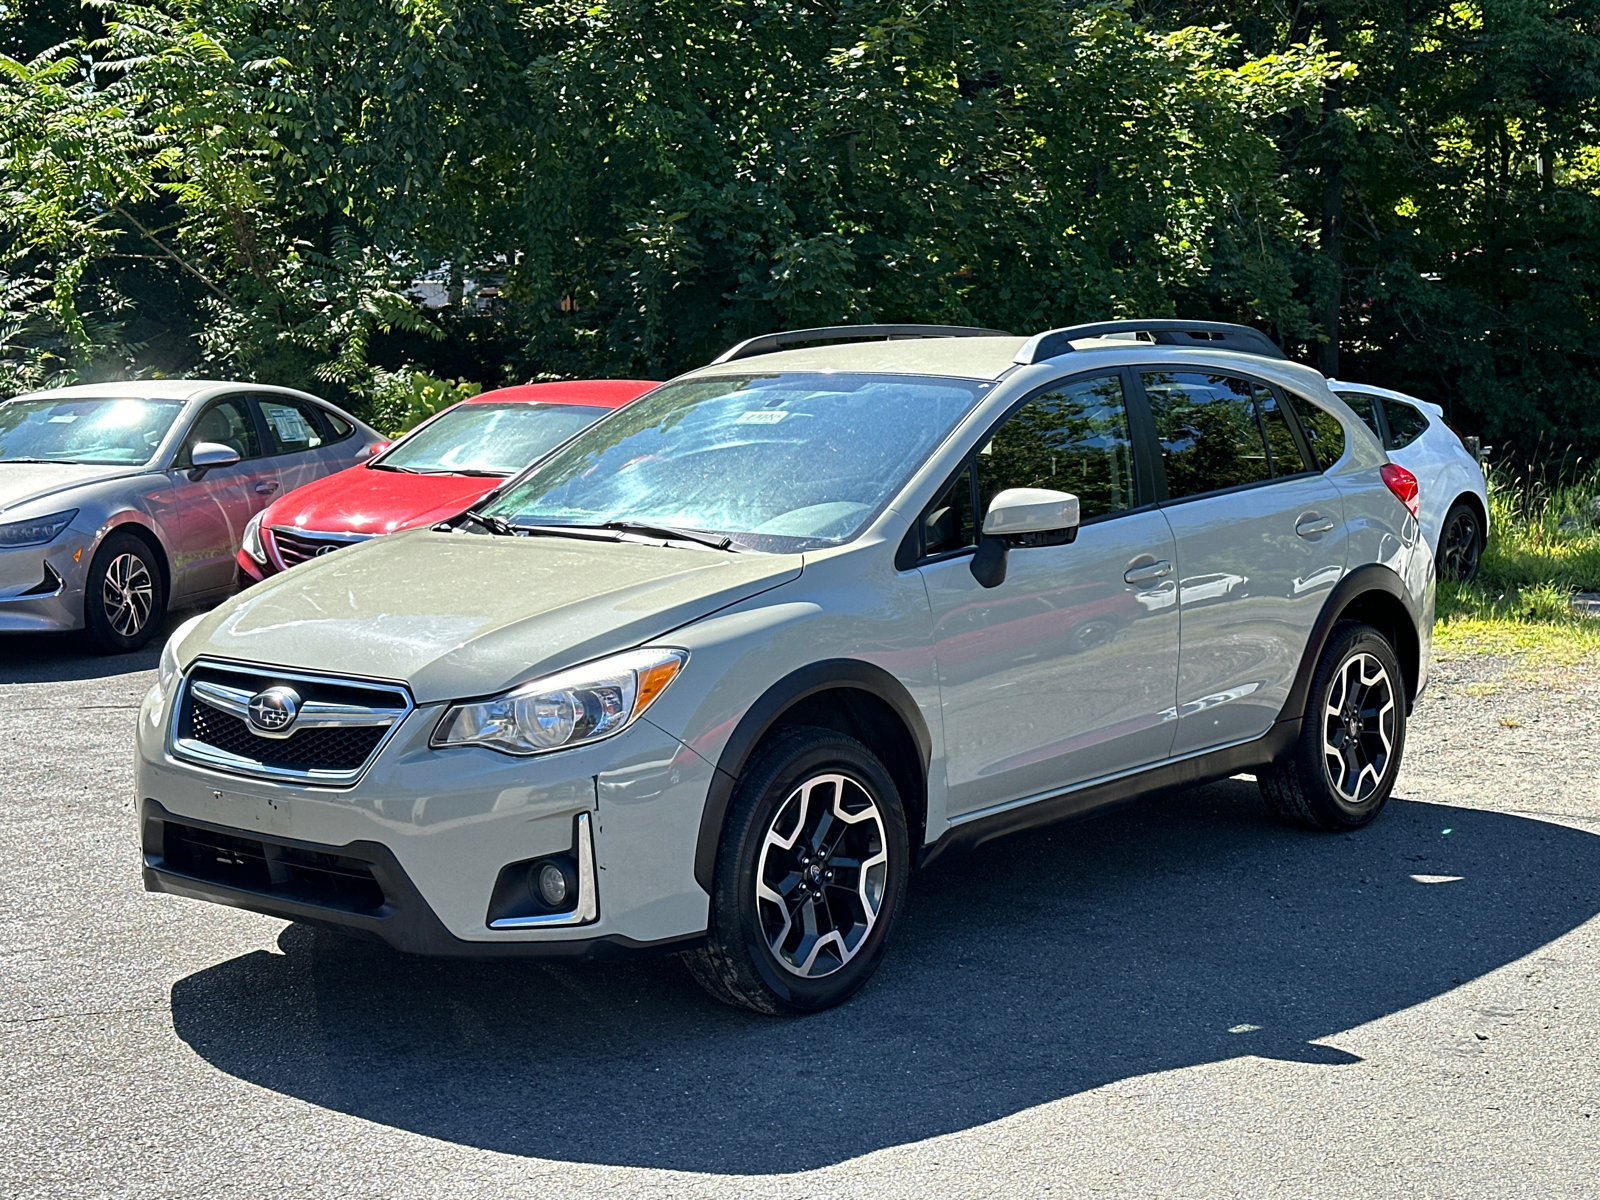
(3, 619), (1598, 1198)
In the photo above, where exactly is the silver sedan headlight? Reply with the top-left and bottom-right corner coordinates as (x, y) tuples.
(432, 648), (688, 756)
(0, 508), (77, 548)
(241, 511), (267, 565)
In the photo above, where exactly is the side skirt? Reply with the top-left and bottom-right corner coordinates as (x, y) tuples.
(918, 717), (1301, 869)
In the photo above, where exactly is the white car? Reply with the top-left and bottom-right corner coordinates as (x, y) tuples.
(1329, 382), (1489, 582)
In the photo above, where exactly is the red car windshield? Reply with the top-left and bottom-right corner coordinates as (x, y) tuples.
(373, 402), (610, 476)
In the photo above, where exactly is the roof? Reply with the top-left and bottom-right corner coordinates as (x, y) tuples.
(6, 379), (240, 403)
(684, 336), (1029, 381)
(469, 379), (659, 408)
(1327, 378), (1443, 414)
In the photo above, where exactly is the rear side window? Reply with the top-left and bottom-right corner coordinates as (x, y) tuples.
(1336, 391), (1383, 440)
(324, 411), (355, 439)
(1142, 372), (1270, 499)
(258, 398), (327, 455)
(1285, 393), (1346, 468)
(1383, 400), (1429, 450)
(976, 374), (1138, 522)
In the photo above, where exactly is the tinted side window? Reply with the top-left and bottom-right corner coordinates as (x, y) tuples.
(975, 375), (1137, 522)
(1256, 390), (1309, 475)
(1336, 391), (1383, 439)
(259, 398), (326, 455)
(922, 464), (975, 557)
(1284, 392), (1346, 468)
(1142, 372), (1270, 499)
(184, 398), (261, 463)
(1383, 400), (1429, 450)
(325, 411), (354, 439)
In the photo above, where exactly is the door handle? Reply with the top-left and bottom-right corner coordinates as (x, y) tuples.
(1295, 513), (1335, 537)
(255, 481), (281, 495)
(1124, 559), (1173, 585)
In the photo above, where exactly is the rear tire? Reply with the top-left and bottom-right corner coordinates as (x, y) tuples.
(83, 532), (167, 654)
(1438, 500), (1484, 583)
(1259, 622), (1406, 831)
(683, 727), (910, 1015)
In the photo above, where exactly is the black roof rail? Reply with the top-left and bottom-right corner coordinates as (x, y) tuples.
(711, 324), (1014, 365)
(1014, 320), (1286, 365)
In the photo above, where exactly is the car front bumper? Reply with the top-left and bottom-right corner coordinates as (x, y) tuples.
(0, 539), (87, 633)
(135, 681), (718, 952)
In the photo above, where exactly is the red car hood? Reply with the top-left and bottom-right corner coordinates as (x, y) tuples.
(262, 463), (499, 536)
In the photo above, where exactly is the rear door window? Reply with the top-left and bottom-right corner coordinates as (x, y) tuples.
(257, 397), (327, 455)
(1142, 371), (1271, 499)
(1335, 391), (1384, 441)
(1256, 390), (1311, 476)
(1382, 400), (1430, 450)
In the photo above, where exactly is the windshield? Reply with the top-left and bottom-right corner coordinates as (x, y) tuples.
(480, 372), (991, 552)
(376, 402), (611, 476)
(0, 396), (187, 465)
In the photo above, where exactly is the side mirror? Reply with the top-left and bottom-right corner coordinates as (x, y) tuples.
(971, 487), (1080, 589)
(188, 441), (241, 480)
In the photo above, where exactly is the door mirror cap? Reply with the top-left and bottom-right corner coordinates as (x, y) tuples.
(190, 442), (242, 469)
(981, 487), (1080, 537)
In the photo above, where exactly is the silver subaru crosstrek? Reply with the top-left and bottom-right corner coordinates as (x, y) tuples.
(0, 381), (383, 651)
(136, 321), (1433, 1013)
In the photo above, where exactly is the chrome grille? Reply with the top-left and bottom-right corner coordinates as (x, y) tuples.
(270, 526), (373, 567)
(170, 660), (412, 786)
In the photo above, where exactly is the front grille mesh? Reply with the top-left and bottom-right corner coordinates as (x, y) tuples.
(162, 822), (386, 914)
(272, 527), (368, 566)
(188, 700), (385, 771)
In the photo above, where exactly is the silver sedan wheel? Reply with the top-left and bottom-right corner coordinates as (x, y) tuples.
(1321, 652), (1396, 803)
(102, 552), (155, 638)
(756, 772), (889, 979)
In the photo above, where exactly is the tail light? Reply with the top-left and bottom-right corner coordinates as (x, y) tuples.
(1380, 463), (1420, 519)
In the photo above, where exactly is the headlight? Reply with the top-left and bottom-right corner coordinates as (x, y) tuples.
(432, 647), (687, 756)
(158, 613), (206, 694)
(0, 509), (77, 548)
(241, 511), (267, 564)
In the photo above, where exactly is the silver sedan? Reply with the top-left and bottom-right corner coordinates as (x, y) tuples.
(0, 380), (384, 652)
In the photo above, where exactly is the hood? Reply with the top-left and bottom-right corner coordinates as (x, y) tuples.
(264, 463), (497, 535)
(0, 462), (145, 514)
(187, 528), (804, 703)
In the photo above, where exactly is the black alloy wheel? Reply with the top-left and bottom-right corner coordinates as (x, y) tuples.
(684, 727), (910, 1014)
(1259, 621), (1407, 831)
(1438, 500), (1484, 583)
(83, 531), (167, 654)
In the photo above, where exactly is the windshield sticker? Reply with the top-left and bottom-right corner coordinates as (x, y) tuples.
(736, 410), (788, 425)
(48, 414), (78, 423)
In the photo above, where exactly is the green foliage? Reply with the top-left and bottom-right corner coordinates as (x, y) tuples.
(363, 367), (481, 437)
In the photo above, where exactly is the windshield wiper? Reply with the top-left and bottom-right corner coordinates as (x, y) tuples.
(462, 509), (518, 536)
(368, 462), (419, 473)
(0, 457), (58, 464)
(598, 521), (738, 551)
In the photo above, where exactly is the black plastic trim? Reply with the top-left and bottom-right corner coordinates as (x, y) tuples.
(920, 719), (1302, 868)
(140, 799), (696, 960)
(1020, 320), (1287, 365)
(1280, 562), (1421, 715)
(692, 660), (933, 891)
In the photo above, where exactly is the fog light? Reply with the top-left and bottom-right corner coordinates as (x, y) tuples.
(537, 862), (570, 907)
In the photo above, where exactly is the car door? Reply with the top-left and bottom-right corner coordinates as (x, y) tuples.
(919, 371), (1180, 818)
(162, 395), (281, 598)
(1141, 369), (1348, 756)
(252, 394), (340, 496)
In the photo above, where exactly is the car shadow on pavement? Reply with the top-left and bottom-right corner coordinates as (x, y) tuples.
(0, 608), (199, 685)
(169, 783), (1600, 1175)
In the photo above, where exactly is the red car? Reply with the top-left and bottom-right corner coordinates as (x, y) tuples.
(237, 379), (657, 581)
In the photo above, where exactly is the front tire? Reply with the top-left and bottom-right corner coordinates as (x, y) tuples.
(83, 532), (167, 653)
(1259, 622), (1406, 831)
(683, 727), (910, 1014)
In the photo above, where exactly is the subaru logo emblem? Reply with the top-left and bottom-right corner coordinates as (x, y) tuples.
(247, 686), (301, 734)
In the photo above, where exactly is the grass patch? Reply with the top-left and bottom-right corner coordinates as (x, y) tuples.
(1432, 462), (1600, 663)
